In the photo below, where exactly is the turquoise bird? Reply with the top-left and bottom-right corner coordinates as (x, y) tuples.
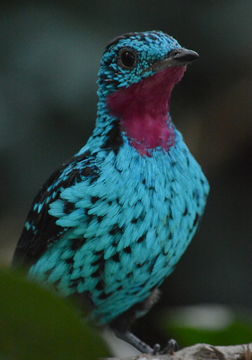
(13, 31), (209, 354)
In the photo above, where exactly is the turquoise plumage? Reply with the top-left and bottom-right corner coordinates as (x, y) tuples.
(13, 31), (209, 354)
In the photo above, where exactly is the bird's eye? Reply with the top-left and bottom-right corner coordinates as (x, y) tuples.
(118, 48), (137, 69)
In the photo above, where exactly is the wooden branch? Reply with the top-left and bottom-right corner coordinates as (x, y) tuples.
(104, 343), (252, 360)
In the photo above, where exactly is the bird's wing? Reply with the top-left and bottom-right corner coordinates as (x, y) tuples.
(13, 151), (99, 267)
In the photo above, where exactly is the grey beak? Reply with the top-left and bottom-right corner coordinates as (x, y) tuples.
(145, 48), (199, 73)
(168, 48), (199, 64)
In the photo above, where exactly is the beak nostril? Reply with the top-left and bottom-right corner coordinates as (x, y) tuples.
(169, 49), (181, 57)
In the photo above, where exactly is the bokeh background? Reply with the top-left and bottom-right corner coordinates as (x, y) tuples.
(0, 0), (251, 351)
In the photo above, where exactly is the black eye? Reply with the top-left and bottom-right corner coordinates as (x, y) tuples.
(118, 47), (137, 69)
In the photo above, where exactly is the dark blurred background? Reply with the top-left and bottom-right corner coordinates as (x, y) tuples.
(0, 0), (251, 349)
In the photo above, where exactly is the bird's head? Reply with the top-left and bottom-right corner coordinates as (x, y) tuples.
(98, 30), (198, 99)
(97, 31), (199, 155)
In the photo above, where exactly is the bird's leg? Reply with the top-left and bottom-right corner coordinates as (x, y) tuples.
(111, 288), (178, 354)
(113, 329), (153, 354)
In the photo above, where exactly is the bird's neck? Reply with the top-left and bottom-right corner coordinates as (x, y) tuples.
(106, 67), (186, 156)
(84, 66), (186, 157)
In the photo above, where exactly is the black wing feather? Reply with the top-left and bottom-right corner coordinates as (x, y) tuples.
(13, 151), (99, 267)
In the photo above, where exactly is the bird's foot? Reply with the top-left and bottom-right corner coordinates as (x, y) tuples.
(152, 338), (178, 355)
(113, 328), (178, 355)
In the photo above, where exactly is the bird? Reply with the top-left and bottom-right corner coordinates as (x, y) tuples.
(13, 30), (209, 354)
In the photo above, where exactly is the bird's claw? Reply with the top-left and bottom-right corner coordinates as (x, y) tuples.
(162, 338), (179, 355)
(152, 343), (161, 355)
(152, 339), (178, 355)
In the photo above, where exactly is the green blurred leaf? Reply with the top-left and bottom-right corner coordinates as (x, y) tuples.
(169, 321), (252, 346)
(0, 268), (109, 360)
(164, 308), (252, 346)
